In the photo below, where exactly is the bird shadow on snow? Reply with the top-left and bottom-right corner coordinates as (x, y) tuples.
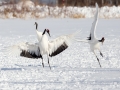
(1, 67), (22, 71)
(14, 64), (58, 70)
(0, 64), (58, 71)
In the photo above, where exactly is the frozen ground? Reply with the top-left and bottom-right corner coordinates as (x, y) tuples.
(0, 18), (120, 89)
(0, 1), (120, 19)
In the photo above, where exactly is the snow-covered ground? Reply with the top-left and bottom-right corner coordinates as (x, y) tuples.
(0, 18), (120, 89)
(0, 1), (120, 19)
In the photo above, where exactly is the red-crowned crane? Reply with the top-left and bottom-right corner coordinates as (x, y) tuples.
(8, 24), (80, 69)
(76, 3), (105, 67)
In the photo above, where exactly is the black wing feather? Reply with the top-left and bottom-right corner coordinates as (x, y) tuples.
(87, 34), (91, 40)
(20, 48), (42, 59)
(49, 42), (68, 57)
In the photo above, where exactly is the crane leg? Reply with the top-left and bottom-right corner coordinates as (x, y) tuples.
(93, 51), (102, 68)
(48, 57), (51, 70)
(96, 56), (102, 67)
(41, 56), (44, 68)
(98, 49), (103, 57)
(100, 51), (103, 57)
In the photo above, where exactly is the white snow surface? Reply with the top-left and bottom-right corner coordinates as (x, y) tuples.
(0, 18), (120, 89)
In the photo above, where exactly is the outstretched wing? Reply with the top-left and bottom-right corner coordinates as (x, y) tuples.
(88, 3), (99, 40)
(7, 42), (42, 59)
(48, 31), (79, 57)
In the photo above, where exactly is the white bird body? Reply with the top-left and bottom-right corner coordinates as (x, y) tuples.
(34, 23), (50, 56)
(76, 3), (105, 67)
(36, 30), (42, 42)
(34, 22), (49, 55)
(89, 41), (100, 51)
(39, 35), (49, 55)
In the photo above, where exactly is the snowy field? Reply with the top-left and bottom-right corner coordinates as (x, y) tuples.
(0, 18), (120, 89)
(0, 1), (120, 19)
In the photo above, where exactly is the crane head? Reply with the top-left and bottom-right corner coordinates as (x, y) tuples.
(46, 29), (51, 37)
(101, 37), (105, 45)
(34, 22), (38, 25)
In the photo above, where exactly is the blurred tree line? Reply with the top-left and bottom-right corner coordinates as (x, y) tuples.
(1, 0), (120, 7)
(58, 0), (120, 7)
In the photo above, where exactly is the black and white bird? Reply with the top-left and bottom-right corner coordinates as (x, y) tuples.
(38, 28), (79, 69)
(76, 3), (105, 67)
(8, 23), (80, 69)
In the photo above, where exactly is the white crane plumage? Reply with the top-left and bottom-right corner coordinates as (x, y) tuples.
(8, 42), (42, 59)
(76, 3), (105, 67)
(8, 22), (80, 69)
(38, 28), (78, 69)
(34, 22), (42, 42)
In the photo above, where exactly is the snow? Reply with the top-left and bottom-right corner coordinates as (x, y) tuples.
(0, 18), (120, 89)
(17, 0), (35, 11)
(0, 2), (120, 19)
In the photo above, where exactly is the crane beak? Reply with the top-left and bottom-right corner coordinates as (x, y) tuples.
(48, 32), (51, 37)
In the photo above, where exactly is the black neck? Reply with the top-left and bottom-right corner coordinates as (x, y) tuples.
(35, 23), (38, 30)
(42, 29), (46, 35)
